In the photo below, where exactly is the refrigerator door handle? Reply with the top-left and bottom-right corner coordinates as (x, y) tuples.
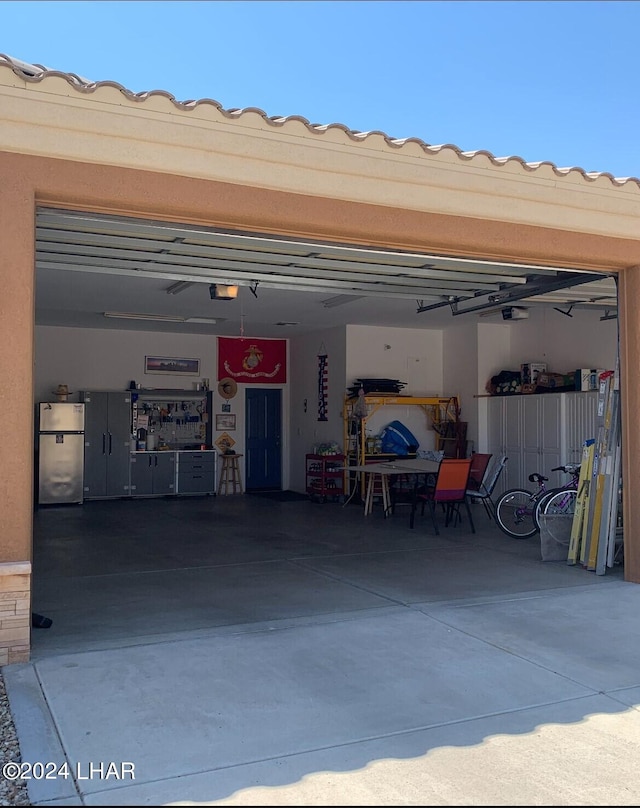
(102, 433), (106, 455)
(108, 432), (113, 455)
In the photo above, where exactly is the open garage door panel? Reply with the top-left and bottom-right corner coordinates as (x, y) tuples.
(35, 208), (616, 335)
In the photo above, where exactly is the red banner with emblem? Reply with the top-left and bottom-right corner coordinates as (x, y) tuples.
(217, 337), (287, 384)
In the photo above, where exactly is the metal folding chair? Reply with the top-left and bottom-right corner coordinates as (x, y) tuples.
(466, 455), (508, 520)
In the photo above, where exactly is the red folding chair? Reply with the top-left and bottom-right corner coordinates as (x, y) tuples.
(467, 453), (493, 492)
(414, 458), (475, 534)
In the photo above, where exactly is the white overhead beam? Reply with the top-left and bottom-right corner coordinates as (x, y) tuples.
(36, 260), (459, 301)
(37, 208), (604, 277)
(36, 231), (529, 285)
(37, 253), (500, 295)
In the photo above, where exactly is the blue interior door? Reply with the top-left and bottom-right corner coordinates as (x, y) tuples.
(245, 388), (282, 490)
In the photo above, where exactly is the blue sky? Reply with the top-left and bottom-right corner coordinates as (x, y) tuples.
(2, 0), (639, 178)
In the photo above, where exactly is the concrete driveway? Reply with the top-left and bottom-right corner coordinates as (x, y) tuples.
(4, 494), (639, 805)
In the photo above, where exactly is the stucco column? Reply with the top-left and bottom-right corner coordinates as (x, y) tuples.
(618, 266), (640, 583)
(0, 163), (34, 662)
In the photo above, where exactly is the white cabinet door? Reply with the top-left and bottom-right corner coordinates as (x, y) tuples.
(486, 396), (521, 494)
(486, 391), (599, 494)
(487, 396), (504, 458)
(540, 394), (563, 481)
(487, 397), (508, 496)
(564, 391), (598, 465)
(522, 394), (563, 486)
(522, 395), (541, 483)
(503, 396), (523, 490)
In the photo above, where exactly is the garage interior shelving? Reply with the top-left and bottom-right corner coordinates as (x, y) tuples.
(342, 394), (461, 498)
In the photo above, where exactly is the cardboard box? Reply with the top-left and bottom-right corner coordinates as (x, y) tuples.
(537, 372), (575, 390)
(575, 369), (605, 391)
(521, 363), (547, 386)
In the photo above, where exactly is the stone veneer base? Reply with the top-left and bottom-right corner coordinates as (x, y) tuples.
(0, 562), (31, 665)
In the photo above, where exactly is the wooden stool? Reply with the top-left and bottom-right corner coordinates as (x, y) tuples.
(364, 471), (391, 517)
(218, 453), (244, 495)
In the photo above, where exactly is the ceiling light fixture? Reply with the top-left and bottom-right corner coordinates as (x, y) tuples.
(185, 317), (221, 324)
(209, 284), (239, 300)
(103, 311), (187, 323)
(103, 311), (220, 325)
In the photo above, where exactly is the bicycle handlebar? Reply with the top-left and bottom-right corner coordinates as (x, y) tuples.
(528, 465), (580, 485)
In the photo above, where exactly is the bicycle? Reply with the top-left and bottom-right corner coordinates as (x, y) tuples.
(535, 472), (581, 525)
(494, 464), (580, 539)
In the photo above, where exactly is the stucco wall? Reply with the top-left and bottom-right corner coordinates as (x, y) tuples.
(345, 324), (444, 453)
(35, 326), (218, 404)
(2, 63), (639, 252)
(0, 175), (34, 563)
(289, 326), (347, 491)
(442, 320), (480, 452)
(507, 307), (618, 374)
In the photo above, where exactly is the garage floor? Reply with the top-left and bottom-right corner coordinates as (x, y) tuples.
(6, 493), (640, 806)
(30, 492), (622, 658)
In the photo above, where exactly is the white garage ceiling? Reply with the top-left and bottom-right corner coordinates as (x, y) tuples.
(35, 208), (618, 337)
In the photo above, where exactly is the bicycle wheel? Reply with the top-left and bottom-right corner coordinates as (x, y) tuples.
(533, 487), (563, 531)
(534, 487), (577, 530)
(536, 488), (578, 547)
(494, 488), (539, 539)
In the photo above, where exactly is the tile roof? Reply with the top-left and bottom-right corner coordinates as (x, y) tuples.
(2, 53), (639, 190)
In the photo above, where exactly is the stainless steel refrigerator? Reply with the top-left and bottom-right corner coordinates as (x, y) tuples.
(37, 402), (85, 505)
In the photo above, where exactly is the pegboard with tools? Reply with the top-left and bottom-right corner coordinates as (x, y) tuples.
(131, 389), (209, 449)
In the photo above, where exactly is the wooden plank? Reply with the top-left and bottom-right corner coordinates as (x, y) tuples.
(587, 371), (616, 571)
(606, 359), (622, 570)
(607, 444), (622, 569)
(601, 437), (621, 572)
(587, 475), (606, 570)
(596, 367), (621, 574)
(581, 373), (611, 566)
(568, 439), (594, 565)
(581, 425), (604, 566)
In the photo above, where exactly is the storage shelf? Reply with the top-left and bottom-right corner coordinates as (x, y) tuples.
(342, 393), (460, 497)
(305, 454), (344, 502)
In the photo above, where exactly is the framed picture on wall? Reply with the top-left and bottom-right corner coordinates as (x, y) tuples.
(216, 413), (236, 431)
(145, 356), (200, 375)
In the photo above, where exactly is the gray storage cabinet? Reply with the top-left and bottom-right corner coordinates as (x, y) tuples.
(81, 391), (132, 499)
(177, 451), (216, 494)
(130, 452), (175, 496)
(487, 390), (598, 496)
